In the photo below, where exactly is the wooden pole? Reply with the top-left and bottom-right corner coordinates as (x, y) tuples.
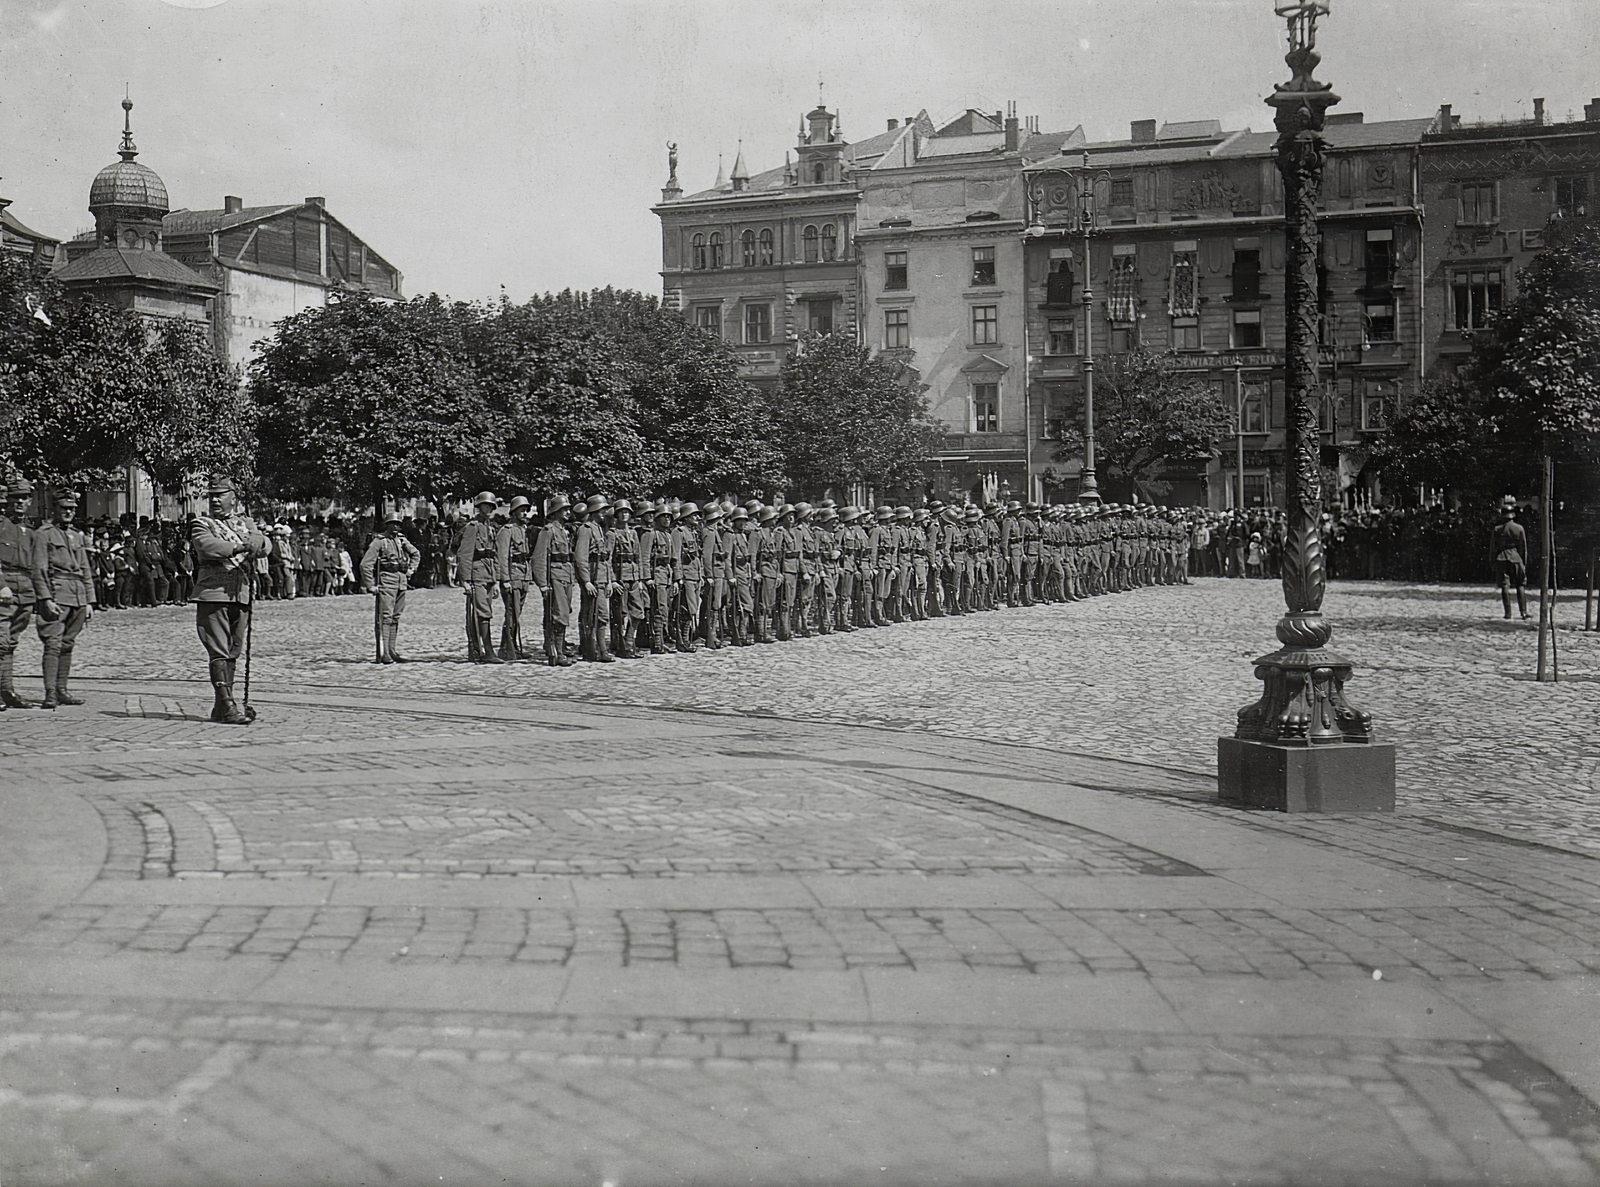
(1585, 553), (1594, 632)
(1536, 452), (1555, 683)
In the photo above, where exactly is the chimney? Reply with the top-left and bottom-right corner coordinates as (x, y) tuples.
(304, 196), (325, 209)
(1586, 98), (1600, 122)
(1437, 103), (1452, 131)
(1533, 97), (1545, 125)
(1004, 102), (1020, 151)
(223, 195), (242, 215)
(887, 118), (899, 130)
(1131, 119), (1157, 144)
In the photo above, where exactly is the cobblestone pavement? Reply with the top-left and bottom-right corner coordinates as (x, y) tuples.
(3, 580), (1600, 1185)
(52, 576), (1600, 851)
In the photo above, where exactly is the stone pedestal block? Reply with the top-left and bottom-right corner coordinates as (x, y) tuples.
(1217, 737), (1396, 813)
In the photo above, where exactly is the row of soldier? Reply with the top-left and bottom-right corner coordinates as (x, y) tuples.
(447, 493), (1192, 667)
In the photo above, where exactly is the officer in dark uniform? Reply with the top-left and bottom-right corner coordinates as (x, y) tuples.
(359, 511), (421, 664)
(497, 495), (535, 660)
(0, 478), (38, 709)
(31, 490), (94, 709)
(190, 476), (269, 724)
(531, 494), (577, 666)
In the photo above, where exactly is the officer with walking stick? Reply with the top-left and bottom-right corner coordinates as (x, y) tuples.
(190, 476), (269, 725)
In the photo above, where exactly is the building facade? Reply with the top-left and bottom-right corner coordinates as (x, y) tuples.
(653, 107), (908, 388)
(1022, 112), (1433, 508)
(856, 107), (1084, 504)
(1419, 98), (1600, 378)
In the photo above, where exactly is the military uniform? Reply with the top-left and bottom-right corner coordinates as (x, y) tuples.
(672, 504), (704, 652)
(574, 495), (615, 662)
(360, 516), (421, 664)
(457, 493), (504, 664)
(638, 504), (678, 655)
(531, 495), (577, 666)
(190, 478), (269, 724)
(702, 508), (731, 648)
(731, 510), (759, 645)
(496, 497), (535, 660)
(0, 480), (38, 709)
(609, 501), (647, 657)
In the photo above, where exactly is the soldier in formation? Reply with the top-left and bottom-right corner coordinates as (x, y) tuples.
(360, 510), (422, 663)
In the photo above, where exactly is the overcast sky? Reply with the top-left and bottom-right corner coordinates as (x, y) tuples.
(3, 0), (1594, 301)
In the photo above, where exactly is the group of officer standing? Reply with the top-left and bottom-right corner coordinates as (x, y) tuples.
(448, 492), (1191, 667)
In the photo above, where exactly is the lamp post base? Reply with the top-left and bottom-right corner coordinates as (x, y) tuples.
(1218, 737), (1395, 813)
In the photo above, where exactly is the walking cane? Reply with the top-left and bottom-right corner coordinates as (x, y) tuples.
(242, 571), (257, 722)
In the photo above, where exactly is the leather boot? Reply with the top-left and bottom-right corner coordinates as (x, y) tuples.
(595, 627), (615, 663)
(54, 652), (84, 706)
(376, 625), (392, 664)
(208, 658), (230, 722)
(479, 621), (504, 663)
(39, 651), (59, 709)
(225, 660), (256, 721)
(216, 683), (250, 725)
(386, 625), (408, 663)
(556, 631), (575, 667)
(0, 654), (33, 709)
(650, 622), (667, 655)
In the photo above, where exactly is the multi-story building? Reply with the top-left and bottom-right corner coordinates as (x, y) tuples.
(652, 106), (909, 388)
(856, 107), (1084, 504)
(1, 191), (60, 266)
(1419, 97), (1600, 377)
(1021, 111), (1433, 508)
(163, 195), (404, 367)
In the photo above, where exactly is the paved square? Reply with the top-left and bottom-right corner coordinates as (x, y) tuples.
(3, 578), (1599, 1185)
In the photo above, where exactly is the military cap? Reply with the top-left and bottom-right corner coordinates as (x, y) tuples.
(839, 507), (859, 523)
(872, 506), (892, 521)
(56, 489), (80, 506)
(677, 501), (700, 519)
(731, 507), (750, 523)
(1006, 500), (1022, 513)
(612, 498), (632, 515)
(205, 475), (235, 495)
(7, 477), (34, 496)
(913, 508), (929, 523)
(929, 500), (945, 513)
(794, 502), (813, 520)
(585, 494), (610, 514)
(819, 508), (837, 523)
(758, 506), (778, 523)
(1026, 501), (1041, 513)
(472, 491), (498, 507)
(546, 493), (570, 514)
(895, 505), (912, 521)
(382, 510), (401, 524)
(964, 505), (982, 520)
(653, 499), (672, 517)
(508, 495), (531, 512)
(705, 506), (725, 523)
(743, 499), (763, 514)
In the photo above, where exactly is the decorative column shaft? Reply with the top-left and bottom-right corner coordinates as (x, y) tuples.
(1233, 1), (1372, 750)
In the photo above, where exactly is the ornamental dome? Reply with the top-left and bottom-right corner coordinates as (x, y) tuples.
(89, 159), (168, 213)
(88, 97), (168, 215)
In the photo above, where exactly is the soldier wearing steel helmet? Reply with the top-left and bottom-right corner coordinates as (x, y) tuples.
(608, 499), (646, 657)
(531, 493), (577, 666)
(702, 504), (731, 648)
(753, 504), (780, 643)
(360, 510), (421, 664)
(457, 491), (504, 663)
(574, 494), (616, 662)
(673, 502), (705, 652)
(496, 495), (535, 660)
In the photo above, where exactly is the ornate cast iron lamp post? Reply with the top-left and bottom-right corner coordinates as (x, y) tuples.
(1217, 0), (1395, 811)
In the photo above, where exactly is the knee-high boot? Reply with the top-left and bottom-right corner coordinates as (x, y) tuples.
(0, 652), (32, 709)
(39, 650), (60, 709)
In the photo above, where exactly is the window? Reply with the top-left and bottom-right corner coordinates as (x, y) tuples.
(821, 224), (838, 261)
(1111, 178), (1134, 205)
(758, 228), (774, 265)
(743, 304), (771, 344)
(808, 300), (834, 335)
(884, 309), (910, 349)
(1364, 229), (1394, 292)
(803, 225), (819, 263)
(1042, 389), (1073, 440)
(1363, 301), (1397, 344)
(1233, 309), (1262, 349)
(1361, 380), (1391, 431)
(694, 306), (721, 337)
(1046, 318), (1075, 355)
(885, 251), (908, 290)
(1108, 248), (1138, 322)
(1459, 182), (1497, 226)
(708, 232), (724, 269)
(1170, 247), (1199, 317)
(971, 247), (996, 286)
(1243, 474), (1269, 508)
(1172, 318), (1201, 350)
(812, 162), (826, 184)
(1110, 326), (1136, 353)
(741, 230), (756, 268)
(972, 384), (1000, 433)
(1231, 243), (1261, 300)
(691, 234), (707, 271)
(1240, 380), (1267, 433)
(1556, 176), (1589, 219)
(971, 304), (998, 344)
(1046, 253), (1074, 305)
(1451, 267), (1502, 330)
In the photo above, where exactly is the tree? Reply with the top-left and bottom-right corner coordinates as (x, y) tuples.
(0, 253), (247, 492)
(581, 288), (785, 495)
(1053, 350), (1232, 502)
(250, 292), (502, 508)
(769, 334), (941, 498)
